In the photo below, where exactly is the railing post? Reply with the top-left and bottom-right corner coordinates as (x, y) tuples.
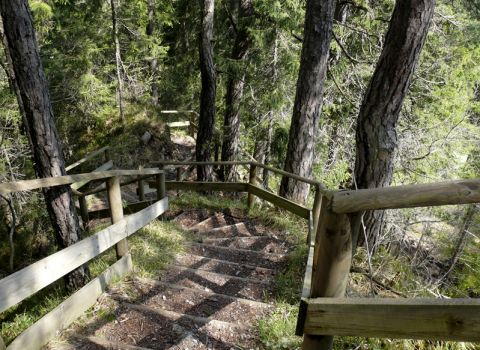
(311, 185), (323, 245)
(107, 176), (127, 259)
(302, 194), (352, 350)
(188, 113), (195, 138)
(247, 163), (257, 210)
(156, 170), (165, 200)
(104, 147), (111, 163)
(138, 166), (145, 201)
(78, 195), (90, 231)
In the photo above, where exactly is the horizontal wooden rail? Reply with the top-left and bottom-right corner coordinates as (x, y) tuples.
(150, 160), (251, 167)
(251, 162), (326, 189)
(71, 160), (113, 191)
(0, 197), (168, 313)
(65, 146), (109, 172)
(303, 297), (480, 342)
(87, 200), (155, 220)
(167, 121), (190, 128)
(332, 179), (480, 213)
(82, 174), (157, 196)
(7, 255), (133, 350)
(0, 169), (162, 195)
(248, 184), (310, 219)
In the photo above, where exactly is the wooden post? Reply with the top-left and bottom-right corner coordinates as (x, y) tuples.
(78, 195), (90, 231)
(104, 148), (111, 163)
(1, 335), (6, 350)
(156, 172), (165, 200)
(176, 167), (182, 181)
(188, 113), (195, 137)
(106, 176), (127, 259)
(247, 163), (257, 210)
(302, 195), (352, 350)
(311, 185), (323, 245)
(138, 166), (145, 201)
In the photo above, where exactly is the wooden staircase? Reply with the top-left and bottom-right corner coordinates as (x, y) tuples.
(51, 210), (290, 349)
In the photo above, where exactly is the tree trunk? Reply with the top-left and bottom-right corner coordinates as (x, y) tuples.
(110, 0), (125, 124)
(220, 0), (253, 182)
(196, 0), (216, 181)
(350, 0), (435, 251)
(0, 0), (89, 291)
(278, 0), (336, 204)
(146, 0), (158, 109)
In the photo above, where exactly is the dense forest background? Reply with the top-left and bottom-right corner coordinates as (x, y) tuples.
(1, 0), (480, 347)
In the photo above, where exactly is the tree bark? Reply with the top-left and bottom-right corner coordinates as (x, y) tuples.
(110, 0), (125, 124)
(351, 0), (435, 251)
(279, 0), (336, 204)
(196, 0), (216, 181)
(146, 0), (159, 109)
(0, 0), (89, 291)
(220, 0), (253, 182)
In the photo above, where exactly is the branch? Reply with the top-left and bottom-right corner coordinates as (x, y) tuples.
(291, 31), (303, 43)
(332, 31), (371, 64)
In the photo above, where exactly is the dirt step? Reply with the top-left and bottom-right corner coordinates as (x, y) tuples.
(75, 335), (153, 350)
(175, 252), (276, 279)
(172, 209), (212, 229)
(199, 236), (288, 254)
(158, 265), (272, 301)
(190, 222), (255, 239)
(188, 213), (242, 232)
(186, 242), (287, 270)
(137, 279), (272, 325)
(123, 303), (259, 349)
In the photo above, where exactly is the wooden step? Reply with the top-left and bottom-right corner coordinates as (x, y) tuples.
(188, 213), (242, 232)
(186, 242), (287, 269)
(172, 209), (211, 229)
(124, 303), (248, 331)
(75, 335), (153, 350)
(190, 222), (255, 239)
(199, 236), (288, 254)
(158, 265), (272, 301)
(172, 265), (269, 284)
(175, 252), (277, 279)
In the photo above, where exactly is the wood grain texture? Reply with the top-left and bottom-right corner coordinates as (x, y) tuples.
(65, 146), (110, 172)
(0, 197), (168, 313)
(332, 179), (480, 213)
(248, 184), (310, 219)
(70, 160), (113, 190)
(304, 297), (480, 341)
(0, 169), (162, 195)
(87, 200), (155, 220)
(7, 255), (133, 350)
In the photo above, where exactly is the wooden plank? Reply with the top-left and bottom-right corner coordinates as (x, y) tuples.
(0, 197), (168, 313)
(0, 169), (162, 195)
(87, 200), (155, 220)
(65, 146), (109, 172)
(146, 181), (248, 193)
(304, 297), (480, 342)
(166, 121), (190, 128)
(296, 244), (315, 336)
(71, 160), (113, 190)
(7, 255), (133, 350)
(332, 179), (480, 214)
(248, 184), (310, 219)
(252, 162), (326, 189)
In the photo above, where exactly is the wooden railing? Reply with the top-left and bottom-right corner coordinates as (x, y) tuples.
(0, 168), (168, 350)
(145, 159), (480, 348)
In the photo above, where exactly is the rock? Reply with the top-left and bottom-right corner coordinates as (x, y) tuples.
(141, 131), (152, 144)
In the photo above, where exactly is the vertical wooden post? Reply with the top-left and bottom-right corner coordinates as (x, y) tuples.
(138, 166), (145, 201)
(157, 165), (166, 199)
(247, 163), (257, 210)
(302, 194), (352, 350)
(107, 176), (127, 259)
(104, 147), (111, 163)
(188, 113), (195, 137)
(1, 334), (6, 350)
(311, 185), (323, 245)
(78, 195), (90, 231)
(176, 167), (182, 181)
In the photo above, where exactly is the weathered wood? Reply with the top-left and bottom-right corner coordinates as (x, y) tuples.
(78, 195), (89, 231)
(138, 166), (145, 201)
(253, 162), (326, 189)
(0, 197), (168, 313)
(65, 146), (110, 172)
(247, 163), (257, 209)
(248, 184), (310, 219)
(107, 176), (127, 259)
(7, 255), (133, 350)
(87, 200), (155, 220)
(296, 244), (315, 336)
(332, 179), (480, 214)
(0, 169), (162, 195)
(157, 165), (166, 199)
(303, 297), (480, 342)
(82, 174), (156, 196)
(311, 186), (322, 241)
(71, 160), (114, 191)
(0, 336), (5, 350)
(303, 196), (352, 350)
(147, 181), (249, 193)
(167, 121), (190, 128)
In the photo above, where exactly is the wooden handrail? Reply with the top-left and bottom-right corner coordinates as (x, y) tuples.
(332, 179), (480, 213)
(0, 169), (162, 195)
(65, 146), (110, 172)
